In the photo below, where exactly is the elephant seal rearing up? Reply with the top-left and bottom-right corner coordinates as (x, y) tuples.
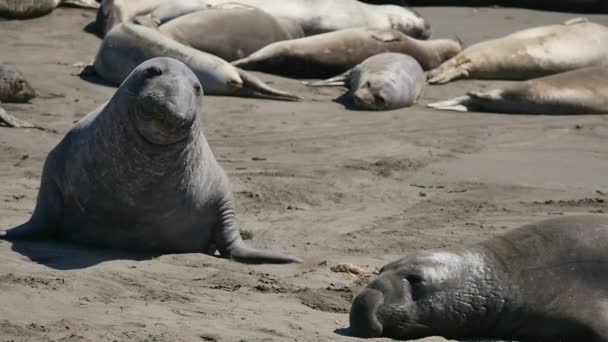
(428, 18), (608, 84)
(350, 215), (608, 340)
(0, 57), (300, 264)
(428, 66), (608, 114)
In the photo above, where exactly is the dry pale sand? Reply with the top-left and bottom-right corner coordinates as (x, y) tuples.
(1, 5), (608, 342)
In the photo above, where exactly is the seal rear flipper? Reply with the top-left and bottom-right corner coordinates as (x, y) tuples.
(62, 0), (100, 9)
(303, 71), (350, 87)
(427, 95), (472, 112)
(236, 69), (303, 102)
(224, 239), (303, 264)
(0, 106), (36, 128)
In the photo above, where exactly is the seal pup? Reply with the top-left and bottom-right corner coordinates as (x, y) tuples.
(0, 65), (36, 103)
(428, 18), (608, 84)
(428, 66), (608, 114)
(350, 215), (608, 340)
(93, 23), (301, 101)
(232, 28), (461, 78)
(307, 53), (425, 110)
(0, 57), (301, 264)
(97, 0), (430, 39)
(0, 0), (99, 19)
(158, 6), (304, 62)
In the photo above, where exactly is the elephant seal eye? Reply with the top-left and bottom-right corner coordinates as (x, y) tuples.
(406, 274), (424, 285)
(194, 83), (202, 95)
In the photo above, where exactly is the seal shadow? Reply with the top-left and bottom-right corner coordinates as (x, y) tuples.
(83, 20), (102, 38)
(333, 328), (352, 337)
(332, 92), (359, 111)
(79, 66), (116, 88)
(7, 240), (160, 270)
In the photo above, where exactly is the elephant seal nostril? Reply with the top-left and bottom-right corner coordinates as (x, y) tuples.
(349, 288), (384, 338)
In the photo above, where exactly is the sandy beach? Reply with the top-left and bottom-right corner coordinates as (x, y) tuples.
(1, 5), (607, 342)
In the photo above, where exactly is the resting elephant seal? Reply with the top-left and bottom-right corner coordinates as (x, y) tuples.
(307, 53), (425, 111)
(0, 65), (36, 103)
(97, 0), (430, 39)
(232, 28), (461, 78)
(0, 0), (98, 19)
(428, 18), (608, 84)
(93, 23), (300, 101)
(1, 57), (300, 264)
(158, 6), (304, 62)
(350, 215), (608, 340)
(428, 66), (608, 114)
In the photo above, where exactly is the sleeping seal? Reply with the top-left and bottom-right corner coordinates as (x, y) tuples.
(0, 65), (36, 103)
(427, 18), (608, 84)
(93, 23), (300, 101)
(232, 28), (461, 78)
(0, 57), (301, 264)
(428, 66), (608, 114)
(350, 215), (608, 340)
(96, 0), (430, 39)
(158, 6), (304, 62)
(0, 0), (98, 19)
(307, 53), (425, 110)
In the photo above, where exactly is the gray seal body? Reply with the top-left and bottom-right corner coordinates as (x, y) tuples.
(1, 57), (300, 265)
(0, 65), (36, 103)
(308, 53), (425, 110)
(0, 0), (98, 19)
(350, 215), (608, 340)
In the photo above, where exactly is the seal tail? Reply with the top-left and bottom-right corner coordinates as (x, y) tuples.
(0, 106), (37, 128)
(427, 95), (472, 112)
(303, 72), (349, 87)
(62, 0), (100, 9)
(236, 69), (303, 101)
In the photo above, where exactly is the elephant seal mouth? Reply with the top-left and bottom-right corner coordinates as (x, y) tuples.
(133, 95), (195, 145)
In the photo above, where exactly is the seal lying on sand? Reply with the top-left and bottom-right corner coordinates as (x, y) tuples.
(1, 57), (301, 264)
(232, 28), (461, 78)
(159, 6), (304, 62)
(93, 23), (300, 101)
(0, 0), (98, 19)
(0, 65), (36, 103)
(307, 53), (425, 111)
(350, 215), (608, 340)
(97, 0), (430, 39)
(427, 18), (608, 84)
(428, 67), (608, 114)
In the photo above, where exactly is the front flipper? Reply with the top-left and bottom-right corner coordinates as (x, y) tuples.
(427, 58), (471, 84)
(1, 160), (62, 240)
(214, 199), (301, 264)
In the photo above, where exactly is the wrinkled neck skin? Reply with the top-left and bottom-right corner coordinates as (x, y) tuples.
(0, 0), (61, 19)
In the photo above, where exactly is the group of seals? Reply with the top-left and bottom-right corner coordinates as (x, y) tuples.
(1, 57), (300, 264)
(428, 66), (608, 114)
(93, 23), (301, 101)
(427, 18), (608, 84)
(232, 28), (462, 78)
(307, 53), (425, 111)
(0, 0), (98, 19)
(158, 5), (304, 62)
(96, 0), (431, 39)
(350, 215), (608, 341)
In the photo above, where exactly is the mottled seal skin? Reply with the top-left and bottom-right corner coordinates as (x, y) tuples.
(428, 66), (608, 114)
(350, 215), (608, 341)
(428, 18), (608, 84)
(0, 0), (98, 19)
(308, 53), (425, 111)
(159, 6), (304, 62)
(0, 57), (300, 264)
(93, 23), (300, 101)
(0, 65), (36, 103)
(232, 28), (461, 79)
(97, 0), (430, 39)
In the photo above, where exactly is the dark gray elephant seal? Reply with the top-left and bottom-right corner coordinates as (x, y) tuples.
(307, 53), (425, 110)
(428, 66), (608, 114)
(0, 57), (300, 264)
(0, 65), (36, 103)
(350, 215), (608, 340)
(159, 6), (304, 62)
(232, 28), (461, 78)
(0, 0), (98, 19)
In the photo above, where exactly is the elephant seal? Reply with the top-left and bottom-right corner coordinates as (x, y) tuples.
(428, 18), (608, 84)
(0, 0), (98, 19)
(307, 53), (425, 110)
(0, 65), (36, 103)
(232, 28), (461, 78)
(158, 6), (304, 62)
(0, 57), (301, 264)
(93, 23), (300, 101)
(428, 66), (608, 114)
(350, 215), (608, 340)
(97, 0), (430, 39)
